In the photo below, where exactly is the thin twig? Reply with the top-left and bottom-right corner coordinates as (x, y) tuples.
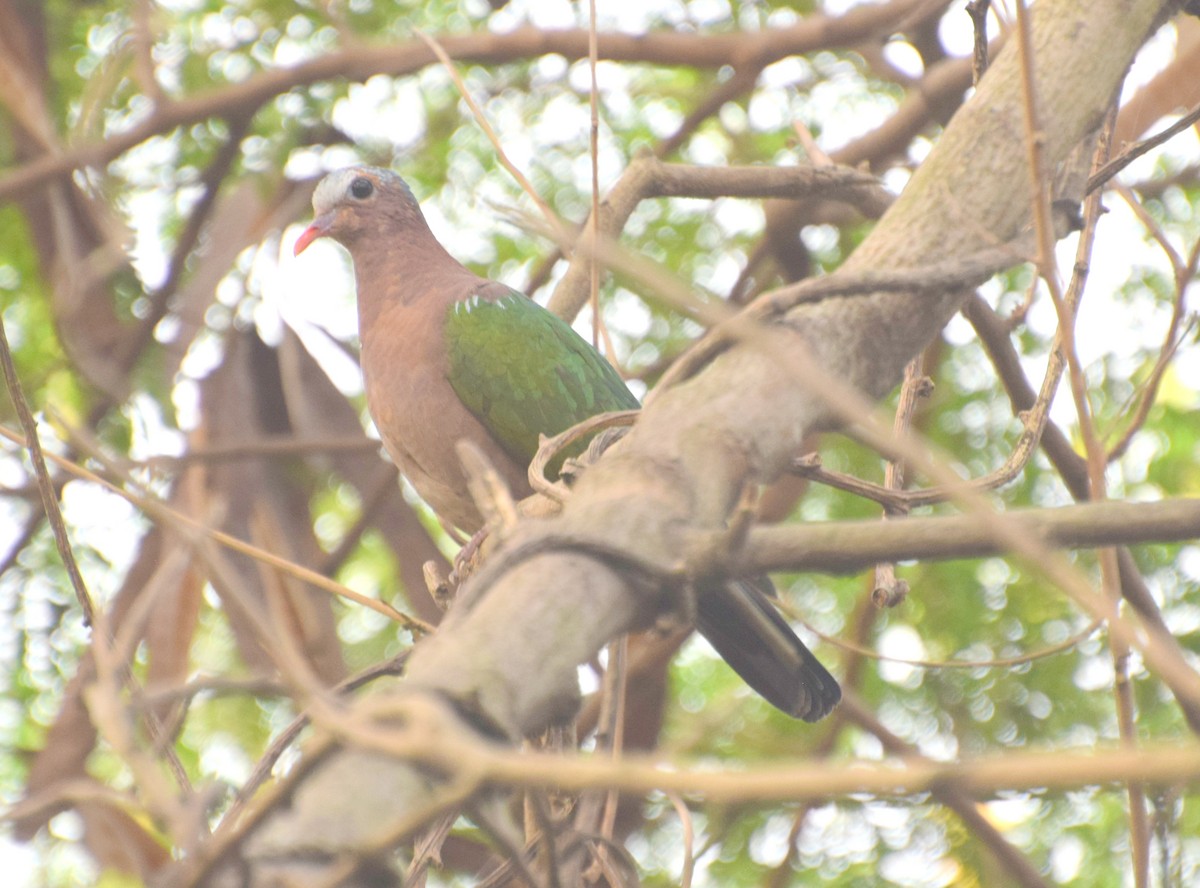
(666, 791), (695, 888)
(414, 29), (558, 233)
(0, 423), (431, 634)
(1104, 223), (1199, 462)
(133, 436), (377, 471)
(1013, 15), (1148, 873)
(226, 652), (409, 821)
(784, 596), (1103, 670)
(871, 355), (930, 608)
(0, 321), (97, 628)
(1088, 100), (1200, 194)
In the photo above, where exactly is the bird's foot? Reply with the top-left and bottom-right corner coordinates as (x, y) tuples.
(448, 526), (490, 589)
(558, 425), (632, 486)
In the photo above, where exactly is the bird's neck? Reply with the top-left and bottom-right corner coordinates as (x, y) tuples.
(352, 230), (477, 334)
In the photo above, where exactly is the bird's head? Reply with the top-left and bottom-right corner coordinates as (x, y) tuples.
(294, 166), (422, 256)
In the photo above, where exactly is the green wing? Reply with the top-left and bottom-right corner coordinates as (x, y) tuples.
(444, 284), (639, 472)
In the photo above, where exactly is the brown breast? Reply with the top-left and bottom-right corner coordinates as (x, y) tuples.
(359, 292), (531, 534)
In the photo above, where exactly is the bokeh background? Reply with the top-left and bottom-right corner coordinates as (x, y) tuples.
(1, 1), (1198, 885)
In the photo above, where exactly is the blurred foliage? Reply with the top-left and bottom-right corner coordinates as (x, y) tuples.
(0, 1), (1198, 886)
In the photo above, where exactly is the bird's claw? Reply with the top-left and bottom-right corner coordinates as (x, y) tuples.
(448, 527), (490, 590)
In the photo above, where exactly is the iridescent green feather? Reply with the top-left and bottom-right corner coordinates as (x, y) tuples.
(444, 286), (639, 474)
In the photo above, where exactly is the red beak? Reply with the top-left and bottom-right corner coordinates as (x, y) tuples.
(294, 213), (333, 256)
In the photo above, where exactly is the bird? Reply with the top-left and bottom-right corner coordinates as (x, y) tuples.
(294, 166), (840, 721)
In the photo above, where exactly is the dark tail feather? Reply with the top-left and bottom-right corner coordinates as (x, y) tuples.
(695, 577), (840, 722)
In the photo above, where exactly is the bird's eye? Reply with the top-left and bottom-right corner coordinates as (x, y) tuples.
(349, 177), (374, 200)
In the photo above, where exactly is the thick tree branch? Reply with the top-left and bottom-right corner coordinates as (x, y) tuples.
(728, 497), (1200, 575)
(398, 0), (1174, 770)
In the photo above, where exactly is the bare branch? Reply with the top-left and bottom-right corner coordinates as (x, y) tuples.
(730, 497), (1200, 575)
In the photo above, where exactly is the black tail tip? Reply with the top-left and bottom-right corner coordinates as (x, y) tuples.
(789, 673), (842, 722)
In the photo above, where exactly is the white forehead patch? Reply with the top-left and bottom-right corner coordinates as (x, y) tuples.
(310, 167), (415, 215)
(312, 168), (363, 215)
